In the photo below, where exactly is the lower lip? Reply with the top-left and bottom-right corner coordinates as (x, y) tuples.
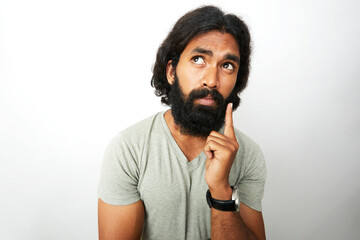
(196, 98), (215, 106)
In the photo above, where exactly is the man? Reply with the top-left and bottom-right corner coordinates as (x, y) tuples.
(98, 5), (266, 240)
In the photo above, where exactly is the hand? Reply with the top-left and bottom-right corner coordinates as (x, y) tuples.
(204, 103), (239, 199)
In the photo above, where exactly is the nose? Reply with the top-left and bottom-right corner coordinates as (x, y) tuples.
(201, 66), (218, 89)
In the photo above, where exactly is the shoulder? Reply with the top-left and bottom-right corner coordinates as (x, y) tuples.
(233, 128), (262, 154)
(232, 128), (266, 179)
(231, 129), (267, 211)
(107, 112), (164, 151)
(121, 112), (163, 138)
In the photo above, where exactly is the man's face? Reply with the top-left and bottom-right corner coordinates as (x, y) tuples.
(167, 30), (240, 106)
(166, 31), (240, 136)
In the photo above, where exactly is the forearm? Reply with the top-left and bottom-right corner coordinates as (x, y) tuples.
(208, 186), (259, 240)
(211, 208), (257, 240)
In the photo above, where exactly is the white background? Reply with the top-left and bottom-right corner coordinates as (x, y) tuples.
(1, 0), (359, 239)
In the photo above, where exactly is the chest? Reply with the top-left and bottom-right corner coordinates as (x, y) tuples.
(138, 151), (211, 239)
(174, 138), (206, 162)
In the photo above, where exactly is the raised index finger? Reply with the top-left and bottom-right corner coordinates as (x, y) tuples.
(224, 103), (236, 139)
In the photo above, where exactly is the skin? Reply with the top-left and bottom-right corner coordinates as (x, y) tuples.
(98, 30), (266, 240)
(98, 199), (144, 240)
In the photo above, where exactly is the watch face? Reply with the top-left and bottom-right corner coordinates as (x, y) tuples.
(232, 186), (240, 212)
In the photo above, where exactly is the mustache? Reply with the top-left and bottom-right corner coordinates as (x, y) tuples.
(187, 88), (225, 105)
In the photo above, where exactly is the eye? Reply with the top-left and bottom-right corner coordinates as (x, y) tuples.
(192, 56), (205, 65)
(223, 62), (235, 70)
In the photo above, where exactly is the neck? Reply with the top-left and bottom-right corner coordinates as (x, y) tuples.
(164, 109), (207, 161)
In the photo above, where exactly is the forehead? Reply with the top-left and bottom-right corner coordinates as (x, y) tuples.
(182, 30), (240, 57)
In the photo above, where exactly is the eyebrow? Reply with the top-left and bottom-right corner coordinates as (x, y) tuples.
(191, 47), (213, 56)
(191, 47), (240, 64)
(225, 54), (240, 64)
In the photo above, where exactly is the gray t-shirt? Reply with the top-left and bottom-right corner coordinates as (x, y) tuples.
(98, 111), (266, 240)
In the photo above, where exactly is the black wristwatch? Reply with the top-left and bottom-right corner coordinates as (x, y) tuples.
(206, 186), (240, 212)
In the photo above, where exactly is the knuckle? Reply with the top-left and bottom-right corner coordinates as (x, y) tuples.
(210, 131), (218, 136)
(230, 142), (239, 152)
(206, 136), (214, 142)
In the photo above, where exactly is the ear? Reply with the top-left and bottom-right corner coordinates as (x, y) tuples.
(166, 60), (175, 85)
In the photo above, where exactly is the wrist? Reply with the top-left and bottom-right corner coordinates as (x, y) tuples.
(208, 185), (232, 200)
(206, 186), (240, 212)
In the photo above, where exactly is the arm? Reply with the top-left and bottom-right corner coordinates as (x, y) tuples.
(204, 103), (266, 239)
(98, 199), (144, 240)
(210, 192), (265, 240)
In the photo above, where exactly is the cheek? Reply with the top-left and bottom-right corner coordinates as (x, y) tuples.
(221, 76), (237, 98)
(177, 67), (203, 94)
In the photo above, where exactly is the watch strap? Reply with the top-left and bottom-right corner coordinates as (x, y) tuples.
(206, 189), (237, 212)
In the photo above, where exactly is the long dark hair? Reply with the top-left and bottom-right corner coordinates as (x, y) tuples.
(151, 5), (252, 110)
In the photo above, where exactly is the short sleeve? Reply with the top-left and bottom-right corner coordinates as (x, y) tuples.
(97, 133), (141, 205)
(237, 146), (267, 212)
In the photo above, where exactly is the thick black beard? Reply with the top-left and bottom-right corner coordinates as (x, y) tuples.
(168, 76), (228, 137)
